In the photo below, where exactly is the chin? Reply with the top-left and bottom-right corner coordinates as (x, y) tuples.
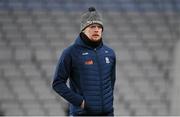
(92, 37), (101, 41)
(92, 39), (100, 42)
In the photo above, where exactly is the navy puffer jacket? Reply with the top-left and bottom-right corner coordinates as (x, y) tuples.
(52, 35), (116, 115)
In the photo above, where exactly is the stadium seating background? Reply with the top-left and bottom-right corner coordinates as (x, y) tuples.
(0, 0), (180, 116)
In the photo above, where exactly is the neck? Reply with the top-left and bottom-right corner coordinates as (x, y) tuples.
(80, 32), (102, 48)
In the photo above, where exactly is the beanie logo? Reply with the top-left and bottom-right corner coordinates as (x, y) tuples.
(86, 21), (102, 25)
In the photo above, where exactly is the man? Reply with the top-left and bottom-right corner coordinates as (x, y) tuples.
(52, 7), (116, 116)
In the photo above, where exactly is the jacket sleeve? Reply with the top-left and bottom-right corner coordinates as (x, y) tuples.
(111, 51), (116, 90)
(52, 49), (83, 106)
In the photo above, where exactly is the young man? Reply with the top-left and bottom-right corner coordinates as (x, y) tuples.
(52, 7), (116, 116)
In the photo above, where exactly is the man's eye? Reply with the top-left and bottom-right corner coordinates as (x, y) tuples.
(98, 26), (102, 28)
(90, 26), (96, 28)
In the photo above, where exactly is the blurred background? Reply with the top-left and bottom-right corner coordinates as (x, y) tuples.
(0, 0), (180, 116)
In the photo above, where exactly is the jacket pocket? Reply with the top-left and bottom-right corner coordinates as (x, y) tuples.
(83, 95), (102, 113)
(83, 96), (89, 110)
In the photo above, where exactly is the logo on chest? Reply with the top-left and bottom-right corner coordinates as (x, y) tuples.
(105, 57), (110, 64)
(85, 59), (94, 65)
(82, 52), (89, 55)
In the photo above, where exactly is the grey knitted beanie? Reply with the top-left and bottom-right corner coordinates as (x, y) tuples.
(80, 7), (103, 31)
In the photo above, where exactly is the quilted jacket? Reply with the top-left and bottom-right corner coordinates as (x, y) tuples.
(52, 35), (116, 115)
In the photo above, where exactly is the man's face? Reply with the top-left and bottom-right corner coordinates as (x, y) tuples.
(83, 24), (103, 42)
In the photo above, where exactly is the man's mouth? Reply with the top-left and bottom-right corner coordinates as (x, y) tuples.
(92, 34), (99, 37)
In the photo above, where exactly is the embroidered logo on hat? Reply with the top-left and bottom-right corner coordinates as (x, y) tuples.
(86, 21), (102, 25)
(85, 59), (94, 65)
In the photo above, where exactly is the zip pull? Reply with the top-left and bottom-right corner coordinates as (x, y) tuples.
(94, 48), (97, 51)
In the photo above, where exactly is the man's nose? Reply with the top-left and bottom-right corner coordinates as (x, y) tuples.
(94, 26), (99, 31)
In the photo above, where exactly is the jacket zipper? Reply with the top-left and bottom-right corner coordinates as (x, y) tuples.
(94, 48), (104, 113)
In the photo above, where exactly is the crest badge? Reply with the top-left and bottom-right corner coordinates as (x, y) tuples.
(105, 57), (110, 64)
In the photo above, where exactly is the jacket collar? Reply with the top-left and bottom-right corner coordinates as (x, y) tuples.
(74, 34), (103, 50)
